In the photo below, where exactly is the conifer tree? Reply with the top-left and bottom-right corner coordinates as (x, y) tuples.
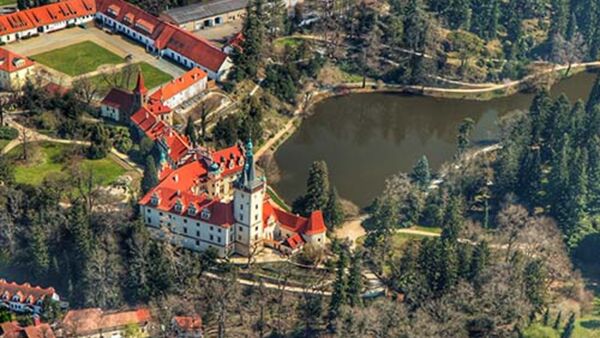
(550, 0), (569, 38)
(441, 196), (464, 242)
(543, 308), (550, 326)
(185, 115), (197, 147)
(411, 155), (431, 189)
(305, 161), (330, 214)
(525, 260), (547, 314)
(456, 118), (474, 158)
(586, 74), (600, 113)
(28, 222), (49, 278)
(469, 240), (490, 286)
(446, 0), (471, 30)
(328, 249), (348, 332)
(346, 252), (363, 308)
(554, 310), (563, 329)
(529, 90), (552, 146)
(141, 155), (158, 195)
(324, 187), (344, 229)
(561, 312), (576, 338)
(147, 241), (175, 297)
(587, 136), (600, 214)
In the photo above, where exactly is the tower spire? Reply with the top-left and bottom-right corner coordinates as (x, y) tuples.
(134, 68), (148, 96)
(238, 138), (261, 189)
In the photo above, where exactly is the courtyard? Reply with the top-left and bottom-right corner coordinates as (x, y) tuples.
(3, 25), (186, 79)
(31, 41), (124, 76)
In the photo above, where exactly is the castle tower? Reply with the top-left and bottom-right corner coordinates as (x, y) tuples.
(133, 69), (148, 113)
(233, 139), (265, 256)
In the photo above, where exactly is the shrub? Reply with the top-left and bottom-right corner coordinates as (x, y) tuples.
(0, 126), (18, 140)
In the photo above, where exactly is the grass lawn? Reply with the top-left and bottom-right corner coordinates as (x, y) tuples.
(267, 186), (291, 212)
(88, 62), (173, 95)
(0, 0), (16, 5)
(274, 37), (303, 48)
(31, 41), (124, 76)
(411, 225), (443, 234)
(7, 142), (126, 186)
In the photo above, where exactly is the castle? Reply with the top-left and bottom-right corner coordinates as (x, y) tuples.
(128, 75), (326, 258)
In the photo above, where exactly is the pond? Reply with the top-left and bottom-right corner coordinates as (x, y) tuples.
(272, 71), (598, 208)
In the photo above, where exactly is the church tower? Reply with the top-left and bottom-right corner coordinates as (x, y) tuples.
(233, 139), (265, 256)
(132, 69), (148, 113)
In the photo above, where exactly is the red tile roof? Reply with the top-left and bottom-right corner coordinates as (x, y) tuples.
(0, 0), (96, 36)
(133, 71), (148, 96)
(211, 144), (245, 177)
(97, 0), (229, 73)
(173, 315), (202, 330)
(159, 127), (192, 164)
(227, 32), (245, 52)
(0, 279), (56, 304)
(101, 87), (135, 111)
(0, 47), (34, 73)
(264, 202), (326, 236)
(1, 322), (55, 338)
(150, 67), (207, 103)
(163, 28), (228, 72)
(97, 0), (163, 38)
(284, 233), (305, 250)
(62, 308), (151, 336)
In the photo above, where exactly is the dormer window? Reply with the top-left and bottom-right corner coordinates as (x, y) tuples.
(174, 199), (183, 213)
(188, 203), (197, 216)
(201, 208), (211, 220)
(228, 160), (234, 169)
(151, 193), (160, 206)
(12, 295), (21, 302)
(238, 158), (244, 166)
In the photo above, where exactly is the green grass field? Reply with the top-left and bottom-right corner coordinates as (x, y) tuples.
(7, 142), (126, 186)
(0, 0), (16, 6)
(31, 41), (124, 76)
(88, 62), (173, 95)
(524, 298), (600, 338)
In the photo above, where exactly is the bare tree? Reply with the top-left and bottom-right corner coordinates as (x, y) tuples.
(19, 127), (32, 161)
(551, 33), (587, 77)
(73, 77), (99, 105)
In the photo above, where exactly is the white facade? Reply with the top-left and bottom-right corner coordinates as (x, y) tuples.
(0, 292), (59, 315)
(96, 13), (156, 50)
(143, 204), (234, 257)
(0, 15), (94, 44)
(162, 76), (207, 109)
(100, 104), (120, 121)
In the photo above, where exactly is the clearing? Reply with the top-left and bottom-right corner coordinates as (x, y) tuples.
(31, 41), (124, 76)
(7, 142), (126, 186)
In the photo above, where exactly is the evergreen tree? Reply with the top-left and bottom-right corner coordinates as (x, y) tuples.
(324, 187), (344, 229)
(446, 0), (471, 30)
(548, 134), (572, 230)
(554, 310), (563, 329)
(28, 222), (49, 278)
(524, 259), (547, 312)
(403, 0), (429, 53)
(328, 249), (348, 332)
(141, 155), (158, 195)
(470, 0), (498, 39)
(550, 0), (569, 38)
(87, 124), (111, 160)
(504, 0), (525, 59)
(304, 161), (331, 214)
(411, 155), (431, 189)
(346, 251), (363, 308)
(469, 240), (490, 286)
(543, 308), (550, 326)
(529, 90), (552, 146)
(125, 223), (152, 303)
(441, 196), (464, 242)
(518, 147), (543, 206)
(587, 136), (600, 213)
(147, 241), (175, 297)
(561, 312), (576, 338)
(185, 115), (197, 146)
(456, 118), (475, 158)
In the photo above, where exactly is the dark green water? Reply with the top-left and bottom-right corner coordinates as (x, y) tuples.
(272, 71), (598, 207)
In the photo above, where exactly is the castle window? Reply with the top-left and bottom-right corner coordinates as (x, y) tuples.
(196, 240), (199, 246)
(184, 227), (187, 234)
(239, 226), (242, 232)
(201, 208), (211, 220)
(240, 204), (243, 210)
(184, 219), (187, 224)
(147, 217), (151, 223)
(210, 226), (213, 231)
(218, 228), (221, 233)
(210, 235), (214, 241)
(217, 237), (221, 243)
(196, 231), (200, 237)
(188, 203), (197, 216)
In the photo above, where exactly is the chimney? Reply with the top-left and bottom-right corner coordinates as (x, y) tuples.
(33, 315), (41, 326)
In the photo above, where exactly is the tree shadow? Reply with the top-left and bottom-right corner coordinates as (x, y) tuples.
(579, 320), (600, 330)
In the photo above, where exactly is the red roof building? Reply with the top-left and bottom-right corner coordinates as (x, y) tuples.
(0, 47), (35, 90)
(172, 315), (202, 338)
(0, 279), (60, 315)
(150, 67), (207, 109)
(61, 308), (152, 337)
(0, 322), (56, 338)
(95, 0), (231, 80)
